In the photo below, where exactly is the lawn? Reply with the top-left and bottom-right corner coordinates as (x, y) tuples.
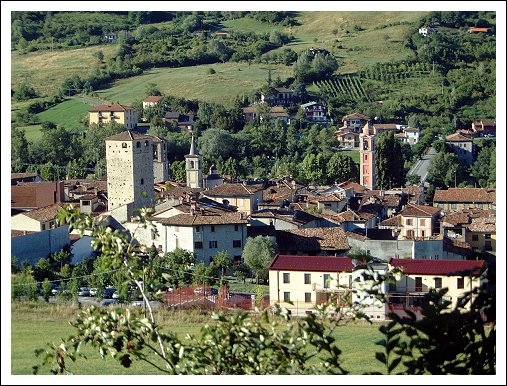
(95, 62), (292, 107)
(11, 301), (387, 375)
(36, 98), (91, 130)
(17, 125), (43, 143)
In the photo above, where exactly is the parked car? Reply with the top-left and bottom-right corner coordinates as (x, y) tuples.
(112, 291), (119, 299)
(78, 287), (90, 297)
(103, 287), (117, 299)
(102, 299), (118, 307)
(89, 288), (98, 296)
(51, 284), (60, 296)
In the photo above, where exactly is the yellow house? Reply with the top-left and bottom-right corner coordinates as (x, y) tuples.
(388, 258), (486, 311)
(269, 254), (355, 316)
(465, 216), (496, 252)
(202, 183), (265, 216)
(89, 104), (138, 130)
(399, 203), (441, 239)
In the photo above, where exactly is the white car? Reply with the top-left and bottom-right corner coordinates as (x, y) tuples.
(89, 288), (98, 296)
(112, 291), (120, 299)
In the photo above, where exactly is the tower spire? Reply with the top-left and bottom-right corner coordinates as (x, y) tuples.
(189, 134), (196, 156)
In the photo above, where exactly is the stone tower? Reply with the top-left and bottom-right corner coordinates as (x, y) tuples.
(185, 134), (202, 188)
(151, 136), (169, 183)
(105, 131), (154, 212)
(359, 122), (376, 190)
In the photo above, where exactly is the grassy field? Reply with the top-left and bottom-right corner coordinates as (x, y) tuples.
(96, 62), (292, 107)
(11, 44), (117, 98)
(11, 301), (387, 375)
(36, 98), (91, 129)
(16, 125), (43, 143)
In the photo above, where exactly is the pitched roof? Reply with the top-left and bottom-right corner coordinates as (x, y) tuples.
(337, 180), (366, 194)
(312, 193), (345, 203)
(269, 254), (354, 272)
(89, 104), (135, 112)
(342, 113), (370, 122)
(401, 203), (440, 217)
(379, 214), (402, 227)
(328, 209), (375, 223)
(466, 217), (496, 233)
(403, 127), (420, 132)
(276, 227), (349, 252)
(389, 258), (485, 277)
(105, 131), (153, 141)
(11, 172), (38, 180)
(433, 188), (496, 204)
(445, 132), (473, 142)
(373, 123), (397, 130)
(19, 203), (65, 223)
(251, 209), (319, 226)
(143, 95), (164, 103)
(204, 183), (264, 197)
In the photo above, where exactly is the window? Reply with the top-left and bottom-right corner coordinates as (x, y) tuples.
(323, 274), (331, 289)
(421, 230), (426, 237)
(451, 203), (457, 209)
(457, 277), (464, 289)
(233, 240), (242, 248)
(136, 141), (141, 148)
(485, 234), (491, 240)
(209, 241), (217, 248)
(194, 241), (203, 249)
(283, 273), (290, 284)
(434, 277), (442, 289)
(41, 224), (46, 230)
(406, 219), (413, 226)
(364, 154), (368, 161)
(238, 199), (244, 206)
(144, 140), (149, 147)
(195, 226), (200, 232)
(420, 219), (426, 226)
(82, 200), (90, 206)
(234, 224), (239, 231)
(304, 273), (311, 285)
(349, 275), (353, 289)
(415, 277), (423, 292)
(305, 292), (312, 303)
(140, 178), (144, 185)
(283, 292), (290, 302)
(210, 225), (215, 232)
(122, 142), (127, 148)
(472, 234), (479, 241)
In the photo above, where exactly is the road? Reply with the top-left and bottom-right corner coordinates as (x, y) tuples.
(408, 146), (437, 183)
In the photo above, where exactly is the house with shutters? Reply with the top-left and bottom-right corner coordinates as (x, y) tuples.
(300, 101), (329, 123)
(433, 188), (496, 211)
(471, 119), (495, 137)
(398, 204), (441, 240)
(445, 132), (475, 165)
(260, 87), (296, 106)
(89, 104), (138, 130)
(202, 182), (265, 215)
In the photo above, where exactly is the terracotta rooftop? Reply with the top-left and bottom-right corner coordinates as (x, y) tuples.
(157, 211), (248, 226)
(276, 227), (349, 252)
(337, 180), (366, 194)
(251, 209), (319, 226)
(379, 214), (402, 227)
(270, 255), (354, 273)
(403, 127), (420, 132)
(342, 113), (370, 122)
(65, 179), (107, 191)
(311, 193), (345, 203)
(441, 209), (494, 227)
(466, 217), (496, 233)
(401, 204), (440, 217)
(18, 203), (65, 223)
(361, 190), (404, 208)
(330, 209), (375, 223)
(105, 131), (153, 141)
(445, 132), (473, 142)
(374, 123), (397, 130)
(433, 188), (496, 204)
(204, 183), (265, 197)
(89, 104), (135, 112)
(389, 258), (485, 277)
(143, 95), (164, 103)
(11, 172), (38, 180)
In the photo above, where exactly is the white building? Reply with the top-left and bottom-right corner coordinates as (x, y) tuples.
(185, 135), (203, 188)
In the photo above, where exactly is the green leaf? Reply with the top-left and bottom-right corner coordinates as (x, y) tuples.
(388, 357), (402, 374)
(375, 351), (387, 365)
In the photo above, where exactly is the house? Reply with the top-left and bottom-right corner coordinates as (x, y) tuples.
(339, 113), (370, 133)
(300, 101), (329, 123)
(163, 111), (198, 132)
(307, 193), (348, 215)
(322, 209), (377, 232)
(465, 216), (496, 253)
(104, 33), (117, 43)
(11, 203), (66, 232)
(275, 227), (349, 256)
(11, 181), (65, 214)
(204, 171), (224, 190)
(445, 132), (474, 165)
(202, 182), (265, 215)
(398, 204), (441, 240)
(336, 129), (360, 149)
(418, 26), (436, 36)
(260, 87), (296, 106)
(143, 95), (164, 109)
(360, 190), (407, 217)
(433, 188), (496, 211)
(388, 258), (486, 311)
(242, 105), (290, 124)
(440, 208), (494, 241)
(337, 180), (367, 196)
(64, 179), (107, 202)
(89, 104), (138, 130)
(250, 209), (322, 230)
(268, 255), (355, 315)
(471, 119), (495, 137)
(11, 172), (41, 185)
(372, 123), (398, 135)
(258, 179), (305, 210)
(152, 207), (248, 265)
(403, 127), (420, 145)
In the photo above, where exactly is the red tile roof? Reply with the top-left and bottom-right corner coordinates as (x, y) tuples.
(401, 203), (440, 217)
(276, 227), (349, 252)
(445, 132), (473, 142)
(270, 254), (354, 272)
(337, 180), (366, 194)
(19, 203), (65, 223)
(433, 188), (496, 204)
(466, 217), (496, 233)
(389, 258), (485, 276)
(374, 123), (397, 130)
(342, 113), (370, 122)
(143, 95), (164, 103)
(204, 183), (264, 197)
(89, 104), (136, 112)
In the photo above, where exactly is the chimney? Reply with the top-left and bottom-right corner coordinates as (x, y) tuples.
(291, 180), (296, 189)
(190, 201), (197, 213)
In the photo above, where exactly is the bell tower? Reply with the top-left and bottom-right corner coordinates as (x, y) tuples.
(359, 122), (376, 190)
(185, 134), (202, 188)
